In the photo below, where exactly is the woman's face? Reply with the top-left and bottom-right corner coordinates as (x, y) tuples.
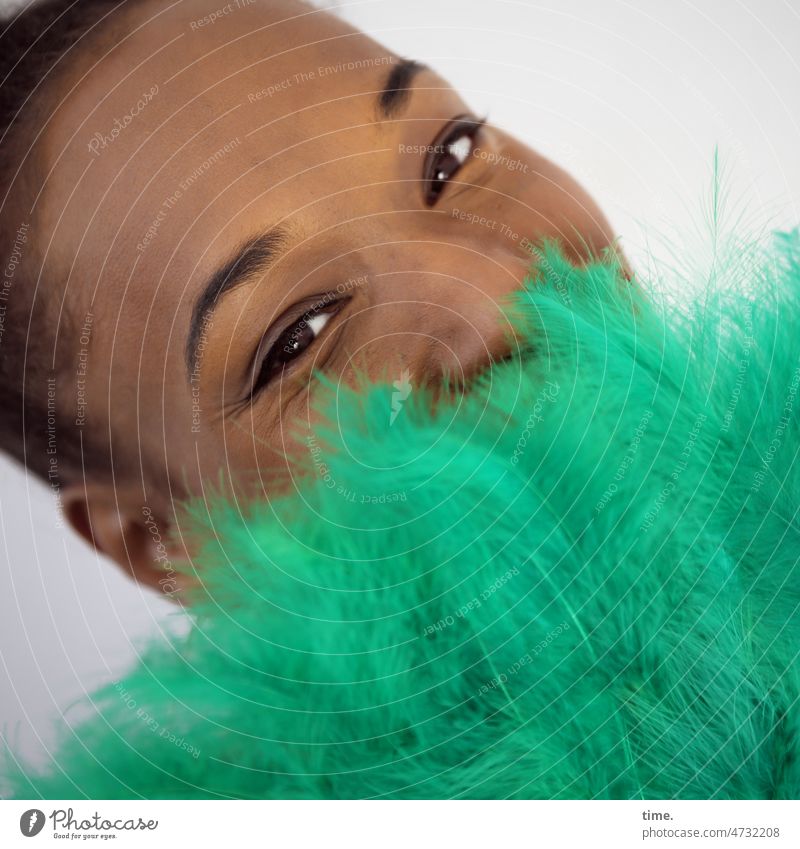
(40, 0), (617, 528)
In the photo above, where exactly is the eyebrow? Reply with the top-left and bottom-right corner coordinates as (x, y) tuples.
(186, 228), (288, 375)
(378, 58), (428, 119)
(186, 60), (428, 378)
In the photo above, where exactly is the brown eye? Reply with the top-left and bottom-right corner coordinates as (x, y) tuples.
(423, 115), (485, 206)
(253, 306), (337, 395)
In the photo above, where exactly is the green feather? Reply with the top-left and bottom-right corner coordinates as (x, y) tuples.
(4, 223), (799, 799)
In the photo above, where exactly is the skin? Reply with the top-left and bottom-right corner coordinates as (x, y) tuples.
(26, 0), (621, 595)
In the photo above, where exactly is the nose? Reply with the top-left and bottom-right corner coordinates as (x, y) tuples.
(349, 241), (528, 389)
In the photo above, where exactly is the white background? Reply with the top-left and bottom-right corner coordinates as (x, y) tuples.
(2, 0), (799, 773)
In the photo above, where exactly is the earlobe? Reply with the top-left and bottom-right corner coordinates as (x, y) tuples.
(61, 483), (194, 601)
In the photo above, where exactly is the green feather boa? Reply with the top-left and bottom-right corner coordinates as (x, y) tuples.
(5, 229), (800, 799)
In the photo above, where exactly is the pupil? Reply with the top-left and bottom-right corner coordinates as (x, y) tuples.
(438, 153), (460, 180)
(426, 125), (477, 204)
(279, 320), (315, 362)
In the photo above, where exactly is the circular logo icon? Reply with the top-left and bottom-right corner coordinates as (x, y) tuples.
(19, 809), (46, 837)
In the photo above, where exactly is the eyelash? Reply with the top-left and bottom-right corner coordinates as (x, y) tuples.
(423, 114), (487, 206)
(248, 116), (486, 400)
(251, 296), (347, 397)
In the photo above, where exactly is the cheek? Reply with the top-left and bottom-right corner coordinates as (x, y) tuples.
(219, 402), (328, 494)
(484, 138), (615, 257)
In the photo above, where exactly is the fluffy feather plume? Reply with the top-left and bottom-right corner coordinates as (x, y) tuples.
(4, 221), (799, 799)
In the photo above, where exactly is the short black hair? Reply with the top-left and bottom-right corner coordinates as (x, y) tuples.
(0, 0), (130, 487)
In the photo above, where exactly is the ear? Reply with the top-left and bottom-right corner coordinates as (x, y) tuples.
(61, 482), (196, 602)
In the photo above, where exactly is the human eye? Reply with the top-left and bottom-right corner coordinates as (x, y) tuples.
(250, 295), (348, 398)
(422, 114), (486, 206)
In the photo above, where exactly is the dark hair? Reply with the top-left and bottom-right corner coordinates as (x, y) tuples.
(0, 0), (128, 487)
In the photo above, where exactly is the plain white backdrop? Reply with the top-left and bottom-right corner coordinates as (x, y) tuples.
(1, 0), (799, 772)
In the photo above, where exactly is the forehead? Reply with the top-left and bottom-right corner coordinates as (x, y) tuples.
(35, 0), (399, 322)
